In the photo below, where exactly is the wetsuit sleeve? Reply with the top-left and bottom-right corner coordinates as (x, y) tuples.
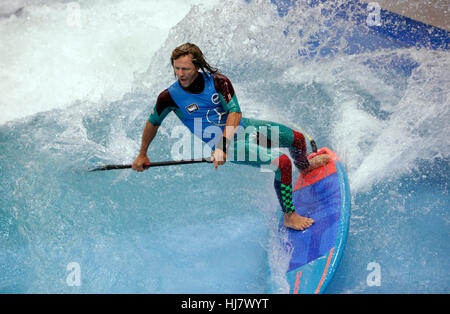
(213, 74), (242, 114)
(148, 89), (178, 126)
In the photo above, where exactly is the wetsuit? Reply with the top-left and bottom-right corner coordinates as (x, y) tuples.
(148, 72), (309, 214)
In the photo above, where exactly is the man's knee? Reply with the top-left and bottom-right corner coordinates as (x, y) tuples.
(277, 154), (292, 173)
(292, 130), (306, 150)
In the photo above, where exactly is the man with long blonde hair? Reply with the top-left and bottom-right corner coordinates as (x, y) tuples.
(133, 43), (329, 230)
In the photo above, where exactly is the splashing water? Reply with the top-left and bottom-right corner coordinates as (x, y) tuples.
(0, 0), (448, 293)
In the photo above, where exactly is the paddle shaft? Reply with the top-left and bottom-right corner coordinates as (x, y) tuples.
(90, 158), (212, 171)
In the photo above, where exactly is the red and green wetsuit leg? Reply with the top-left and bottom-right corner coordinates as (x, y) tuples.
(229, 117), (309, 214)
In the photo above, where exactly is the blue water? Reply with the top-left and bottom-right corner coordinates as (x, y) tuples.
(1, 0), (449, 293)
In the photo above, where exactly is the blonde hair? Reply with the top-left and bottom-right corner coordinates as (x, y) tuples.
(170, 43), (219, 76)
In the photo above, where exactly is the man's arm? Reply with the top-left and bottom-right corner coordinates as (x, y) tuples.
(222, 112), (242, 141)
(133, 90), (176, 172)
(211, 73), (243, 170)
(212, 111), (242, 170)
(132, 121), (159, 172)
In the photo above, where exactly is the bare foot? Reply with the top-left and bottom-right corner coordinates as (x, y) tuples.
(284, 212), (314, 231)
(301, 154), (331, 174)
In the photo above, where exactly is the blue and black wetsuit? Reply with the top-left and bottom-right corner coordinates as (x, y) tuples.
(148, 71), (309, 214)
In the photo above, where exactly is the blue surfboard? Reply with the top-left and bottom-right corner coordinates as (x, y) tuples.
(284, 147), (351, 294)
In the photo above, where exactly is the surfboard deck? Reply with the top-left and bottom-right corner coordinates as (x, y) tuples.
(284, 147), (351, 294)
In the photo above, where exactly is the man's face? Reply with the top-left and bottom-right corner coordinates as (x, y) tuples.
(173, 54), (199, 88)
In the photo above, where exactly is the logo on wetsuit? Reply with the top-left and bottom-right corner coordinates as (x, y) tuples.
(185, 103), (199, 113)
(206, 107), (227, 126)
(211, 93), (220, 104)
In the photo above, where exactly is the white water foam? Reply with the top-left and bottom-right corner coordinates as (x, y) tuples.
(0, 0), (218, 125)
(278, 49), (450, 192)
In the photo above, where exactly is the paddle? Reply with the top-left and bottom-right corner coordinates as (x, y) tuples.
(89, 157), (213, 171)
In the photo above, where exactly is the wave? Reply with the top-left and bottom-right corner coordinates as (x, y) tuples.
(0, 0), (448, 293)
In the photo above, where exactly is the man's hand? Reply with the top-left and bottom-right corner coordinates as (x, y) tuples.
(132, 155), (150, 172)
(211, 148), (226, 170)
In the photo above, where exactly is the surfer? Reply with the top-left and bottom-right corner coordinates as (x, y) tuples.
(132, 43), (329, 230)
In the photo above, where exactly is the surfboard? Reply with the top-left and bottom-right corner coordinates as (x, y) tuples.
(283, 147), (351, 294)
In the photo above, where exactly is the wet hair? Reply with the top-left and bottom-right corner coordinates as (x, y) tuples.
(170, 43), (219, 77)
